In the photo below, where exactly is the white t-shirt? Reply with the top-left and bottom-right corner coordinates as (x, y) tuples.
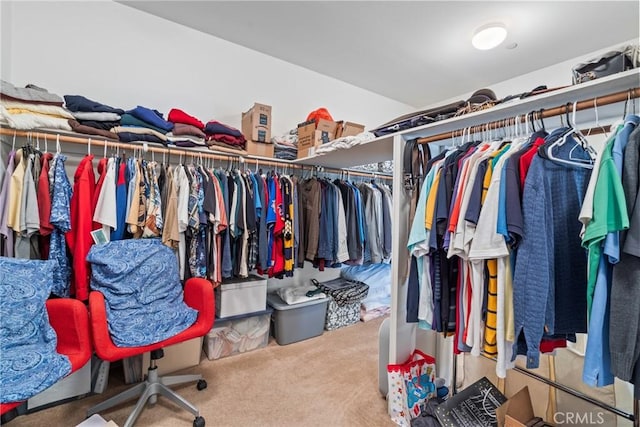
(93, 157), (117, 239)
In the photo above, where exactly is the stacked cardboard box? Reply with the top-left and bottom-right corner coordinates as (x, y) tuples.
(242, 103), (274, 157)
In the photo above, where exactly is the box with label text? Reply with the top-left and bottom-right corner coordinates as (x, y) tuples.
(242, 103), (272, 143)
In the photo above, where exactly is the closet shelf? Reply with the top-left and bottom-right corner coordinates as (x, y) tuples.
(295, 69), (640, 169)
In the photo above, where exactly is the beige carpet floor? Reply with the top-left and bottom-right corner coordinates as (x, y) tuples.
(9, 316), (394, 427)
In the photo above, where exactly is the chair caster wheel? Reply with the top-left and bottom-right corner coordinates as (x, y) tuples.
(193, 416), (205, 427)
(196, 379), (207, 391)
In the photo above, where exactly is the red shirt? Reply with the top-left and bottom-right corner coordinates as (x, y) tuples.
(66, 155), (96, 301)
(518, 137), (545, 190)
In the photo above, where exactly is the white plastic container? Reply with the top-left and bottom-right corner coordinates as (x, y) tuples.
(204, 309), (272, 360)
(215, 275), (267, 318)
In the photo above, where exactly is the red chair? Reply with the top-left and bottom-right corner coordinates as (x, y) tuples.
(86, 278), (214, 427)
(0, 299), (92, 418)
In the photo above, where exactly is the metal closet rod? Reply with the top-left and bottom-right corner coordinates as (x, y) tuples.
(474, 354), (635, 421)
(417, 87), (640, 145)
(0, 128), (390, 180)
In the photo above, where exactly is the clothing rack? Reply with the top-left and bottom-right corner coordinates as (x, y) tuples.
(423, 86), (640, 425)
(0, 127), (391, 180)
(417, 87), (639, 145)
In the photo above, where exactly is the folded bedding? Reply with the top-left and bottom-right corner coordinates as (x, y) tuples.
(1, 80), (64, 105)
(0, 106), (72, 131)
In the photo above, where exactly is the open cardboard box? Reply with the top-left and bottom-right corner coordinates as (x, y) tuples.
(496, 386), (553, 427)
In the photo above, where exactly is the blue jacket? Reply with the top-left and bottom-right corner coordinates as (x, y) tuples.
(512, 128), (592, 369)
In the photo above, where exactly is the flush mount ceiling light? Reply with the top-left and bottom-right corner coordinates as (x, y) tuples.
(472, 23), (507, 50)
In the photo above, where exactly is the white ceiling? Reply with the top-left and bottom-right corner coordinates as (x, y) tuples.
(121, 1), (640, 108)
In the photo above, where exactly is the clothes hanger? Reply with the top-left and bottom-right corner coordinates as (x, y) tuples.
(545, 101), (594, 168)
(56, 134), (61, 154)
(587, 97), (609, 138)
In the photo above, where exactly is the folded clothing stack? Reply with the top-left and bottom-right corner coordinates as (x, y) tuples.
(166, 108), (207, 147)
(0, 80), (74, 131)
(272, 129), (298, 160)
(64, 94), (123, 139)
(115, 105), (174, 145)
(314, 131), (375, 155)
(204, 120), (246, 150)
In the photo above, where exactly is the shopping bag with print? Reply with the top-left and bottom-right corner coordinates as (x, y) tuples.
(387, 349), (437, 426)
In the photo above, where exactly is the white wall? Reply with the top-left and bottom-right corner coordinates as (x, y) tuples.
(0, 1), (412, 135)
(421, 38), (640, 110)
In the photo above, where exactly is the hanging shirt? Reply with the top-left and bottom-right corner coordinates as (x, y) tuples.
(66, 155), (96, 301)
(7, 149), (25, 234)
(513, 130), (591, 369)
(93, 157), (117, 240)
(0, 150), (15, 257)
(49, 154), (72, 297)
(174, 165), (190, 280)
(161, 165), (180, 249)
(112, 160), (127, 241)
(37, 152), (54, 238)
(15, 153), (40, 259)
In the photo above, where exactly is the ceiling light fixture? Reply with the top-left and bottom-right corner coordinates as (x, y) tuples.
(472, 23), (507, 50)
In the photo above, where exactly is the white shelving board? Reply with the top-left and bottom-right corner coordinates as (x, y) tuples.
(295, 69), (639, 170)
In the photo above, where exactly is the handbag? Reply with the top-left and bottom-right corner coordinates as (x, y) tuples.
(387, 349), (437, 426)
(572, 45), (639, 84)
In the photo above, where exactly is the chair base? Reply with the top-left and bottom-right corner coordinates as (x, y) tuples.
(87, 366), (205, 427)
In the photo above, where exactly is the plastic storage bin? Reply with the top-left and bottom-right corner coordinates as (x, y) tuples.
(203, 309), (272, 360)
(215, 275), (267, 318)
(267, 293), (329, 345)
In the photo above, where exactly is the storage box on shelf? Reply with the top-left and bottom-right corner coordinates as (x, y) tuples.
(297, 119), (338, 159)
(203, 309), (272, 360)
(242, 102), (274, 157)
(242, 102), (272, 142)
(267, 293), (329, 345)
(215, 275), (268, 318)
(335, 121), (365, 138)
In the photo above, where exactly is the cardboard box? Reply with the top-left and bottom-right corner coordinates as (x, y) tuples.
(316, 118), (338, 139)
(297, 120), (336, 159)
(335, 121), (365, 138)
(242, 102), (272, 143)
(496, 386), (552, 427)
(246, 139), (274, 158)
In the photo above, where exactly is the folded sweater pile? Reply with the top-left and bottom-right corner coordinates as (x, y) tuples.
(204, 120), (246, 150)
(117, 106), (175, 145)
(166, 109), (206, 147)
(64, 94), (122, 139)
(0, 80), (73, 131)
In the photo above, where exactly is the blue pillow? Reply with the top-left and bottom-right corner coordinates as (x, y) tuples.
(87, 239), (197, 347)
(0, 258), (71, 403)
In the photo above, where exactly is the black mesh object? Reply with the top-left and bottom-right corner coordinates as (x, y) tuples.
(310, 278), (369, 306)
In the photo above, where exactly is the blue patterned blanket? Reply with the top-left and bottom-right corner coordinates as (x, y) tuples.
(87, 239), (197, 347)
(0, 258), (71, 403)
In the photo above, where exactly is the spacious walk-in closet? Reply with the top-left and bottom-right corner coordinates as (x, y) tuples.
(1, 1), (639, 427)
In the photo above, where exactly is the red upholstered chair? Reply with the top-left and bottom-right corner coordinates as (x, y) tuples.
(86, 278), (214, 427)
(0, 298), (92, 418)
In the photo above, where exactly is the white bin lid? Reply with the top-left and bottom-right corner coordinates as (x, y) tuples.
(266, 293), (329, 311)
